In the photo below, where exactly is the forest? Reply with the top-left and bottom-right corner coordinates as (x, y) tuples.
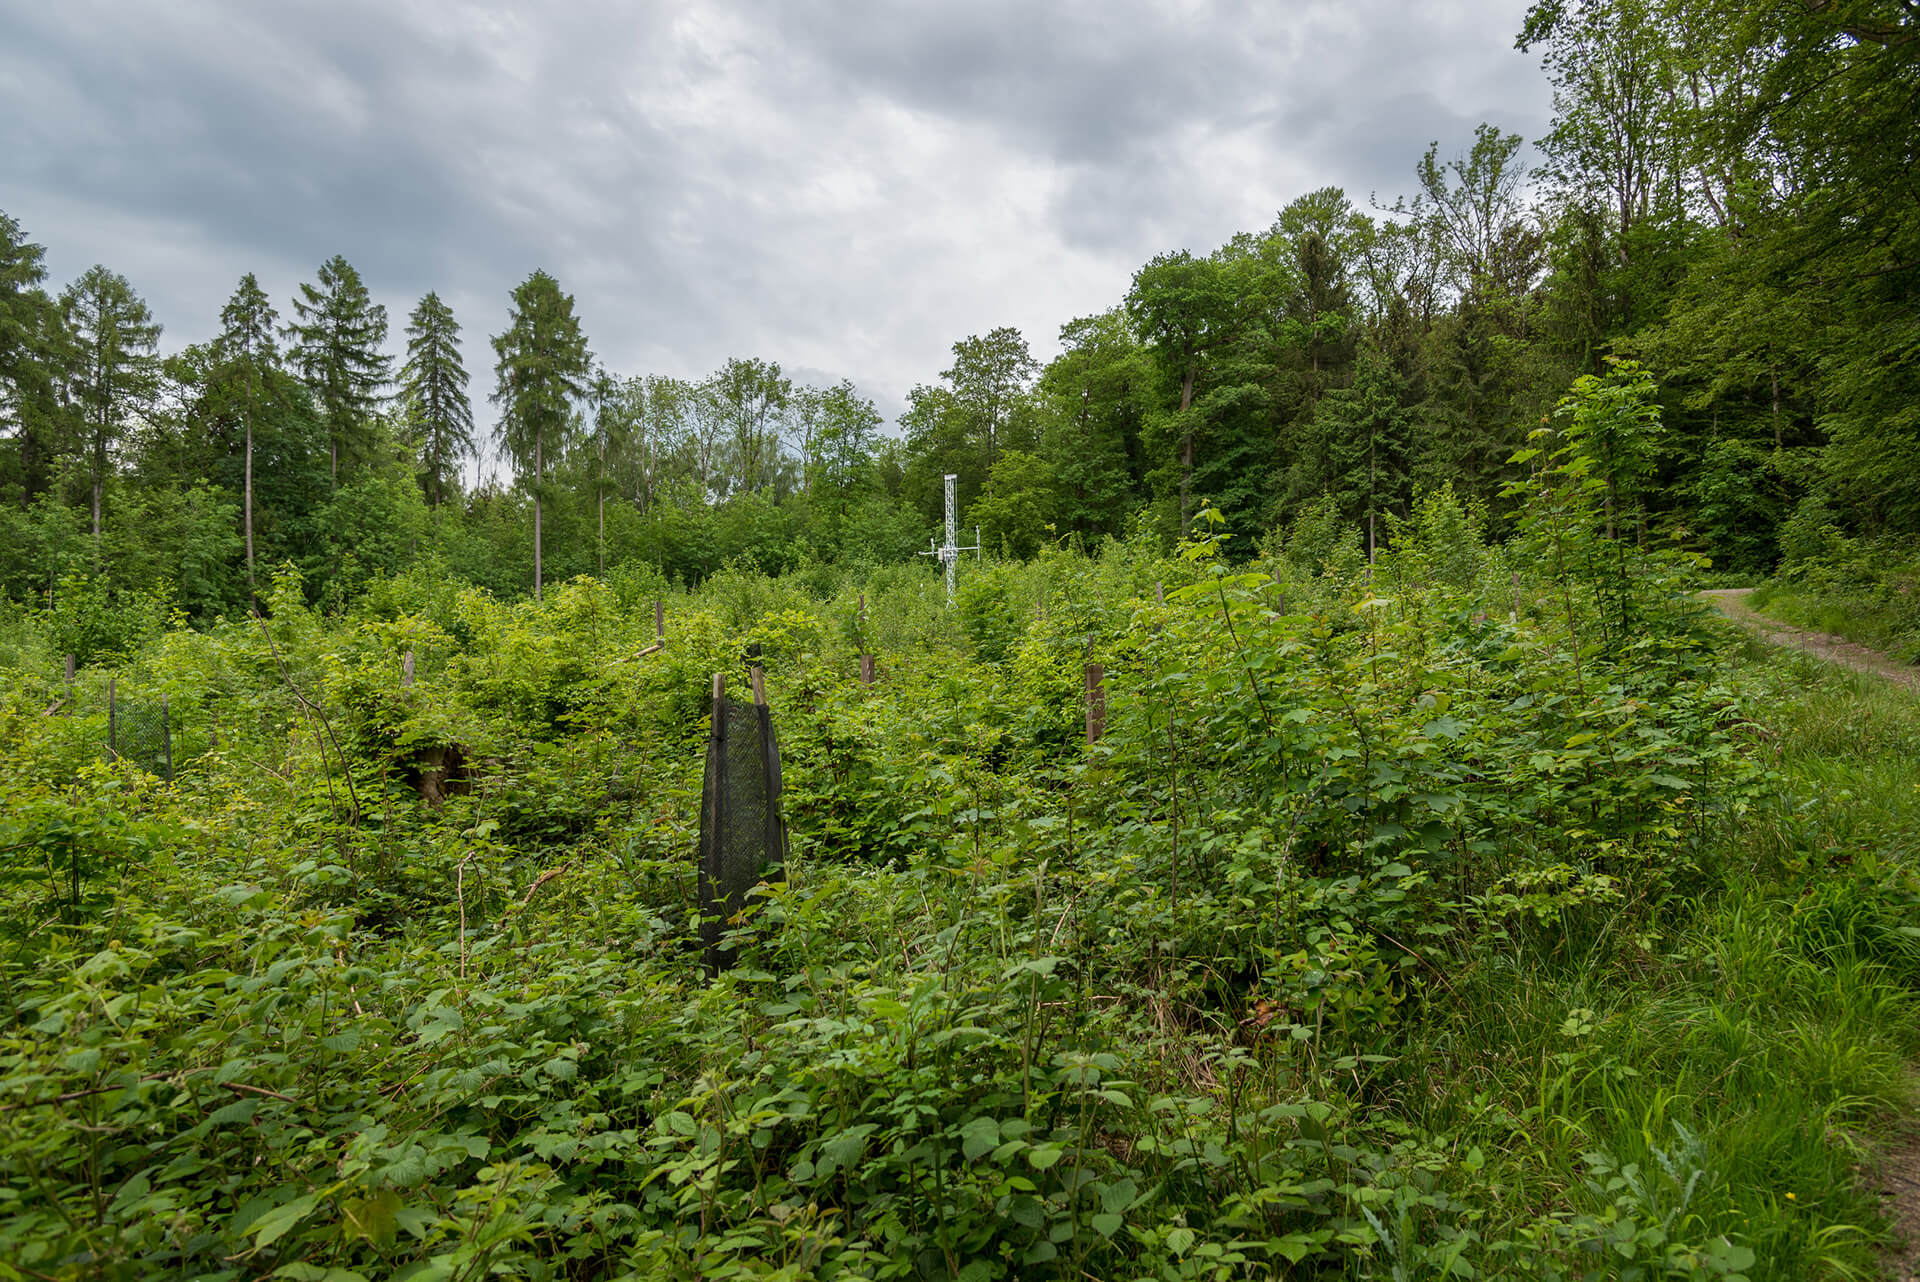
(1, 1), (1918, 1279)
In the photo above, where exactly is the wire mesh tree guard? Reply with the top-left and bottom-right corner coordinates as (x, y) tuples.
(696, 654), (787, 976)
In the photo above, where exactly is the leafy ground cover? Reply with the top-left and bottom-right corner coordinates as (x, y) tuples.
(3, 492), (1918, 1280)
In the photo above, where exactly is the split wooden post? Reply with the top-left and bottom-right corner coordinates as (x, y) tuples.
(655, 598), (665, 644)
(106, 678), (117, 761)
(402, 651), (415, 687)
(64, 654), (75, 685)
(857, 593), (874, 686)
(1084, 663), (1106, 744)
(160, 695), (172, 780)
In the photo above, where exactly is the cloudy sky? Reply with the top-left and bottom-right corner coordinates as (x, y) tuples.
(2, 0), (1549, 448)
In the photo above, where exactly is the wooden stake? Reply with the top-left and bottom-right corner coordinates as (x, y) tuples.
(655, 598), (665, 642)
(402, 651), (415, 687)
(1084, 663), (1105, 744)
(860, 653), (875, 686)
(107, 678), (117, 761)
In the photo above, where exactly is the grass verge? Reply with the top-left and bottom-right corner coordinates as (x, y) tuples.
(1410, 641), (1920, 1279)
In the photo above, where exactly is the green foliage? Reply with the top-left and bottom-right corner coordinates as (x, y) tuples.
(0, 523), (1908, 1279)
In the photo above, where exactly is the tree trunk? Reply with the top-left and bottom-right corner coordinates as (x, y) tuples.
(1178, 360), (1197, 537)
(244, 368), (256, 593)
(534, 434), (544, 602)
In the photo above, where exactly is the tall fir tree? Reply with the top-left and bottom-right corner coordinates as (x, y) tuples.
(399, 291), (473, 511)
(491, 270), (590, 601)
(215, 274), (279, 591)
(60, 265), (160, 545)
(285, 255), (390, 490)
(0, 212), (68, 501)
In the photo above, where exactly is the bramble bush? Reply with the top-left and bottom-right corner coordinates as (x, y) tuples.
(1, 470), (1914, 1279)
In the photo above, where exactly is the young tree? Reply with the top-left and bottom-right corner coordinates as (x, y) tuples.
(1321, 342), (1414, 560)
(491, 270), (590, 601)
(286, 255), (391, 490)
(60, 265), (160, 545)
(215, 273), (278, 590)
(399, 291), (473, 511)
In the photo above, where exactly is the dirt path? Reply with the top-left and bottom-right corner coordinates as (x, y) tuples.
(1702, 588), (1919, 691)
(1705, 590), (1920, 1277)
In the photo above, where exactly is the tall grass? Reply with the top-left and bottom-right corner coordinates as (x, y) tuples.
(1396, 648), (1920, 1279)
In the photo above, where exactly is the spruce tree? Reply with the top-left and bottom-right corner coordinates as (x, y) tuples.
(399, 291), (473, 511)
(215, 273), (278, 590)
(286, 255), (390, 489)
(1, 212), (67, 500)
(491, 270), (590, 601)
(60, 265), (160, 545)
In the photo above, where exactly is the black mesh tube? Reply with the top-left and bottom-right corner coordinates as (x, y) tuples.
(697, 672), (787, 975)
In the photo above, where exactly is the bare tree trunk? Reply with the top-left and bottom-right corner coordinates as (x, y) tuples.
(1178, 361), (1196, 536)
(245, 368), (256, 593)
(534, 434), (544, 602)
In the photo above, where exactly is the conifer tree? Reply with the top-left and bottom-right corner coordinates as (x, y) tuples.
(1, 213), (68, 501)
(399, 291), (473, 511)
(286, 255), (390, 489)
(216, 273), (278, 590)
(60, 265), (160, 545)
(491, 270), (590, 601)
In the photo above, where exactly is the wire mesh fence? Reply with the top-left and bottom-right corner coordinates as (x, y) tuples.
(697, 669), (788, 976)
(105, 681), (173, 780)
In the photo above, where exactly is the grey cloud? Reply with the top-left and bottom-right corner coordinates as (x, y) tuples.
(0, 0), (1550, 426)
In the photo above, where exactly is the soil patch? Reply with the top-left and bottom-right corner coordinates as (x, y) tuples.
(1701, 588), (1920, 692)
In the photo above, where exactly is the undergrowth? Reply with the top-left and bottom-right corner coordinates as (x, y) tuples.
(2, 474), (1918, 1279)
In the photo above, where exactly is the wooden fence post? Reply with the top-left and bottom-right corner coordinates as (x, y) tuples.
(655, 598), (666, 644)
(107, 678), (117, 761)
(64, 654), (75, 685)
(160, 695), (172, 780)
(856, 593), (874, 685)
(1084, 663), (1106, 744)
(402, 651), (415, 687)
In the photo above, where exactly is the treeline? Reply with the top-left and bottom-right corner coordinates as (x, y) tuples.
(1, 0), (1913, 622)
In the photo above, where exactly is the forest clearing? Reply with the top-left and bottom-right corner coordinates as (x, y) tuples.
(4, 490), (1919, 1280)
(4, 0), (1919, 1277)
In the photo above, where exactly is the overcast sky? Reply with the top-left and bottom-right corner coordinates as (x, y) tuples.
(1, 0), (1549, 455)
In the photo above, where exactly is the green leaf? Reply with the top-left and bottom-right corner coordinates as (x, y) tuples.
(1026, 1143), (1066, 1171)
(247, 1191), (320, 1249)
(960, 1116), (1000, 1161)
